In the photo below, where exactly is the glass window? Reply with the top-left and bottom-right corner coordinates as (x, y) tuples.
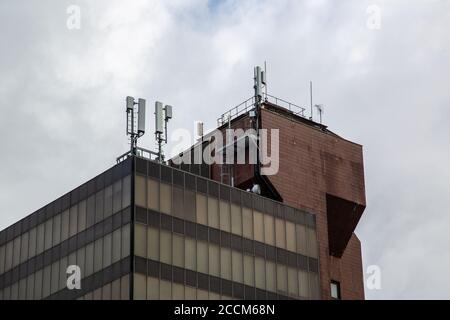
(184, 190), (196, 222)
(197, 241), (208, 274)
(52, 214), (61, 247)
(61, 209), (70, 242)
(10, 281), (18, 300)
(197, 289), (208, 300)
(160, 279), (172, 300)
(147, 179), (159, 211)
(242, 208), (253, 239)
(160, 183), (172, 215)
(112, 228), (121, 263)
(50, 260), (60, 294)
(95, 191), (104, 224)
(147, 277), (159, 300)
(232, 251), (243, 283)
(288, 267), (298, 297)
(331, 280), (341, 299)
(42, 265), (51, 298)
(135, 175), (146, 208)
(121, 224), (130, 258)
(94, 238), (103, 272)
(86, 195), (96, 228)
(112, 180), (122, 214)
(219, 200), (231, 232)
(134, 273), (147, 300)
(134, 223), (147, 258)
(275, 218), (286, 249)
(85, 242), (94, 277)
(13, 237), (21, 267)
(122, 175), (131, 209)
(231, 204), (242, 236)
(19, 278), (27, 300)
(120, 275), (129, 300)
(255, 257), (265, 290)
(147, 227), (159, 261)
(185, 238), (196, 271)
(173, 283), (185, 300)
(78, 200), (87, 232)
(173, 233), (184, 268)
(310, 273), (320, 299)
(265, 260), (276, 292)
(103, 283), (112, 300)
(5, 240), (13, 271)
(220, 247), (232, 280)
(58, 256), (68, 291)
(185, 286), (196, 300)
(28, 227), (37, 259)
(286, 221), (296, 252)
(69, 204), (78, 237)
(264, 214), (275, 245)
(26, 273), (35, 300)
(296, 224), (307, 255)
(307, 228), (318, 258)
(243, 254), (254, 286)
(36, 223), (45, 255)
(103, 233), (112, 269)
(111, 278), (121, 300)
(196, 194), (208, 225)
(44, 218), (52, 251)
(172, 186), (184, 218)
(20, 232), (29, 263)
(276, 265), (287, 294)
(253, 211), (264, 243)
(0, 245), (5, 274)
(207, 197), (219, 229)
(208, 243), (220, 277)
(34, 269), (43, 300)
(298, 270), (309, 298)
(104, 185), (113, 218)
(160, 230), (172, 264)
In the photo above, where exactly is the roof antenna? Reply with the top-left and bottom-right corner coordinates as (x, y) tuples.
(309, 81), (313, 121)
(126, 96), (146, 155)
(155, 101), (173, 163)
(315, 104), (324, 124)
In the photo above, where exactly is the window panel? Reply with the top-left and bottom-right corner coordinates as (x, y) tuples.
(112, 180), (122, 214)
(104, 185), (113, 218)
(309, 273), (320, 299)
(296, 224), (307, 255)
(185, 237), (196, 271)
(255, 257), (265, 290)
(243, 254), (254, 286)
(265, 260), (276, 292)
(286, 221), (296, 252)
(69, 204), (78, 237)
(94, 238), (103, 272)
(13, 236), (21, 267)
(135, 175), (146, 208)
(103, 233), (112, 269)
(111, 278), (121, 300)
(231, 204), (242, 236)
(44, 218), (52, 251)
(11, 281), (18, 300)
(0, 245), (5, 274)
(78, 199), (87, 232)
(160, 183), (172, 215)
(172, 186), (184, 218)
(160, 230), (172, 264)
(103, 283), (112, 300)
(19, 278), (27, 300)
(122, 175), (131, 209)
(34, 269), (43, 300)
(85, 242), (94, 277)
(242, 208), (253, 239)
(5, 240), (13, 271)
(28, 227), (37, 259)
(112, 228), (121, 263)
(208, 243), (220, 277)
(42, 265), (51, 298)
(61, 209), (70, 242)
(52, 214), (61, 247)
(307, 228), (318, 258)
(95, 191), (104, 224)
(147, 227), (159, 261)
(134, 223), (147, 258)
(220, 247), (232, 280)
(173, 233), (184, 268)
(147, 277), (159, 300)
(120, 275), (129, 300)
(185, 285), (196, 300)
(196, 194), (208, 225)
(219, 200), (231, 232)
(264, 214), (275, 246)
(173, 283), (185, 300)
(207, 197), (219, 229)
(298, 270), (309, 298)
(276, 265), (287, 294)
(197, 241), (208, 274)
(134, 273), (147, 300)
(20, 232), (29, 263)
(50, 260), (60, 295)
(147, 179), (159, 211)
(121, 224), (130, 258)
(253, 211), (264, 243)
(232, 251), (243, 283)
(26, 273), (35, 300)
(184, 190), (196, 222)
(59, 256), (68, 291)
(275, 218), (286, 249)
(160, 279), (172, 300)
(288, 267), (298, 297)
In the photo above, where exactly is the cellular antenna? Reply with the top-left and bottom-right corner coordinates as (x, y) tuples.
(309, 81), (313, 121)
(126, 96), (146, 154)
(315, 104), (324, 124)
(154, 101), (173, 163)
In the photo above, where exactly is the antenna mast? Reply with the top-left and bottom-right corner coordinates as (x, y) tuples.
(154, 101), (173, 163)
(126, 96), (146, 155)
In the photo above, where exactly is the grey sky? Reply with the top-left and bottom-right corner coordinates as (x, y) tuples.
(1, 0), (449, 299)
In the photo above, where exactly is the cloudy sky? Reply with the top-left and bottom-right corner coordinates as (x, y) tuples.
(1, 0), (449, 299)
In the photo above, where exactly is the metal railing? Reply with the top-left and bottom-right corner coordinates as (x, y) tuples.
(217, 93), (306, 127)
(116, 147), (160, 164)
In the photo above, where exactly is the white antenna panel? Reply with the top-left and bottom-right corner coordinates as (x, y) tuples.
(165, 105), (173, 120)
(126, 96), (134, 111)
(155, 101), (164, 134)
(197, 122), (204, 137)
(138, 98), (146, 134)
